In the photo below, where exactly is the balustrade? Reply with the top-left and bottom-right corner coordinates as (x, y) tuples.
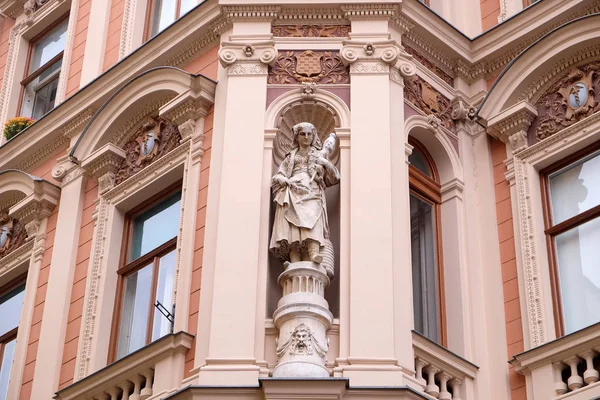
(412, 331), (477, 400)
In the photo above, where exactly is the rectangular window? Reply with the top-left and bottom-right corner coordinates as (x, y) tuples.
(112, 189), (181, 361)
(20, 18), (68, 120)
(0, 279), (25, 400)
(542, 145), (600, 336)
(148, 0), (197, 39)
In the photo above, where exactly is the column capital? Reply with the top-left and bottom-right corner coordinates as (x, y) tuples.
(340, 39), (416, 77)
(218, 41), (278, 76)
(487, 100), (537, 152)
(80, 144), (126, 194)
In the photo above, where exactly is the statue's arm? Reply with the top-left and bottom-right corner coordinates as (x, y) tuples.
(272, 155), (291, 191)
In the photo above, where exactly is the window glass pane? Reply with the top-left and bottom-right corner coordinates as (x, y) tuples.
(130, 192), (181, 261)
(555, 216), (600, 334)
(151, 0), (177, 37)
(151, 250), (176, 341)
(0, 338), (16, 400)
(410, 194), (439, 342)
(409, 148), (432, 177)
(179, 0), (196, 14)
(117, 264), (153, 359)
(29, 19), (68, 73)
(0, 284), (25, 338)
(549, 150), (600, 224)
(21, 59), (62, 119)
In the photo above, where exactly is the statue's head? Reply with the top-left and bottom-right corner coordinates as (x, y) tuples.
(292, 122), (322, 150)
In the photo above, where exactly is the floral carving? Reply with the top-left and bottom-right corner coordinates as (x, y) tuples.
(0, 211), (27, 259)
(404, 76), (455, 132)
(531, 63), (600, 141)
(115, 117), (181, 185)
(268, 50), (350, 84)
(272, 24), (350, 38)
(404, 44), (454, 86)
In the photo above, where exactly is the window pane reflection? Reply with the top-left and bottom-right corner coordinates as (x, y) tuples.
(549, 150), (600, 224)
(0, 339), (16, 400)
(555, 216), (600, 334)
(29, 20), (68, 73)
(117, 264), (153, 358)
(409, 148), (432, 177)
(0, 284), (25, 338)
(130, 192), (181, 261)
(180, 0), (196, 14)
(151, 0), (177, 37)
(410, 194), (439, 343)
(152, 250), (175, 341)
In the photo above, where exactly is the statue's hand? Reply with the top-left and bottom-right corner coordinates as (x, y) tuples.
(273, 175), (288, 188)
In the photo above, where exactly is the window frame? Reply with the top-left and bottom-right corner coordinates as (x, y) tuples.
(144, 0), (189, 41)
(108, 183), (182, 363)
(0, 274), (27, 394)
(540, 140), (600, 338)
(17, 14), (69, 119)
(408, 138), (447, 347)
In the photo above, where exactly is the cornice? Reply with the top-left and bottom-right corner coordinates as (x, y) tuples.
(222, 5), (280, 22)
(0, 0), (26, 18)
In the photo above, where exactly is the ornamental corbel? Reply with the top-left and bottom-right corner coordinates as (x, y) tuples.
(487, 101), (537, 152)
(80, 144), (126, 195)
(8, 180), (60, 236)
(301, 82), (317, 99)
(218, 41), (278, 76)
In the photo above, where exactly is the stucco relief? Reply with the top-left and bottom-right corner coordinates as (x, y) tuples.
(114, 117), (182, 185)
(404, 75), (455, 132)
(404, 44), (454, 87)
(268, 50), (350, 84)
(0, 211), (27, 259)
(271, 24), (350, 37)
(529, 63), (600, 141)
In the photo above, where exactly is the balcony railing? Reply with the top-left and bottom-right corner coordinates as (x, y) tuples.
(54, 331), (193, 400)
(412, 331), (478, 400)
(511, 322), (600, 400)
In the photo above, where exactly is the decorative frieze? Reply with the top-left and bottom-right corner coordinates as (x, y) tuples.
(404, 44), (454, 86)
(404, 75), (455, 132)
(530, 64), (600, 141)
(268, 50), (349, 84)
(271, 24), (350, 37)
(114, 117), (181, 185)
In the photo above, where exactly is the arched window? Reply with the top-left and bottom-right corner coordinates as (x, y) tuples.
(408, 138), (446, 345)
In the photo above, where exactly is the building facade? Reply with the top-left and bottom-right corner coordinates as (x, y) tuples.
(0, 0), (598, 399)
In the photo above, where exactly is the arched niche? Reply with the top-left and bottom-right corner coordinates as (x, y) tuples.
(264, 90), (350, 319)
(70, 67), (216, 161)
(478, 13), (600, 122)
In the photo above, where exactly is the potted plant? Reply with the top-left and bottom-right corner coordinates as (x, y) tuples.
(3, 117), (35, 141)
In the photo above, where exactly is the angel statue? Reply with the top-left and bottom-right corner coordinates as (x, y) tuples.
(270, 122), (340, 266)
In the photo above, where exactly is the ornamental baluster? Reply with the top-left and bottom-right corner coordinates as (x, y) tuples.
(580, 350), (599, 384)
(438, 373), (452, 400)
(564, 356), (583, 391)
(94, 394), (110, 400)
(424, 365), (440, 398)
(415, 358), (427, 387)
(107, 387), (120, 400)
(553, 362), (568, 395)
(130, 374), (143, 400)
(450, 378), (462, 400)
(119, 381), (133, 400)
(140, 369), (154, 399)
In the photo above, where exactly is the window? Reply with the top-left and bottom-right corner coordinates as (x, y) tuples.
(20, 18), (68, 120)
(110, 188), (182, 361)
(409, 139), (446, 345)
(147, 0), (197, 38)
(0, 279), (25, 400)
(542, 144), (600, 336)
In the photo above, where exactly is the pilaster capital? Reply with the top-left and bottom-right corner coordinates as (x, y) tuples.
(51, 157), (87, 187)
(9, 181), (60, 228)
(218, 41), (278, 76)
(487, 101), (537, 152)
(340, 39), (416, 77)
(451, 96), (484, 138)
(80, 144), (126, 194)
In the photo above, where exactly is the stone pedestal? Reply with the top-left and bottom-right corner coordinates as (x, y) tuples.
(272, 261), (333, 377)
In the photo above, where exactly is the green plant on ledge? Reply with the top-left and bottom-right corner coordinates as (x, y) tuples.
(3, 117), (35, 140)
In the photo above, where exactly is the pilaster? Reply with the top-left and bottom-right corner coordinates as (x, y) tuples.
(30, 160), (87, 399)
(337, 32), (416, 385)
(196, 23), (276, 385)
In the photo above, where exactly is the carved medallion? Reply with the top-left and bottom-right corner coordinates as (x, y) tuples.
(115, 117), (181, 185)
(0, 212), (27, 259)
(530, 64), (600, 141)
(272, 25), (351, 38)
(268, 50), (350, 84)
(404, 76), (455, 132)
